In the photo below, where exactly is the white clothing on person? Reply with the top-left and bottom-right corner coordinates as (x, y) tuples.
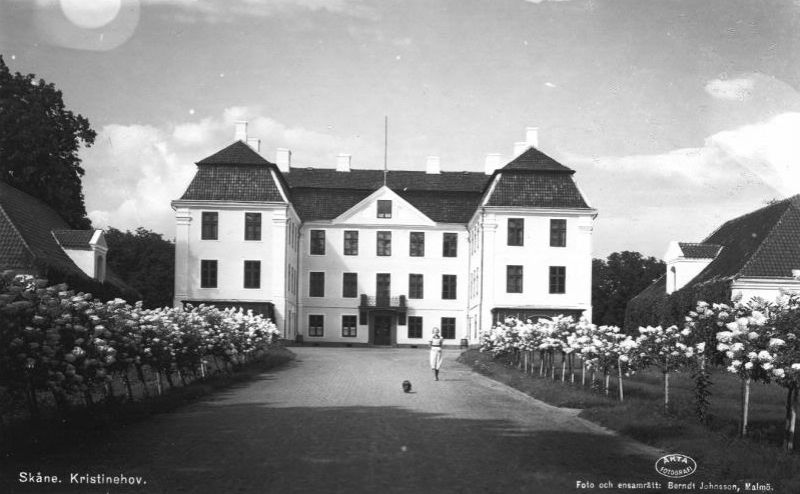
(429, 335), (443, 370)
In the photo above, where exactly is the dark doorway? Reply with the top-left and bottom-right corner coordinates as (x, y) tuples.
(374, 314), (392, 345)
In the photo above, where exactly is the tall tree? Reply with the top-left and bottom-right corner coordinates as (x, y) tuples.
(105, 227), (175, 309)
(0, 55), (95, 229)
(592, 251), (665, 328)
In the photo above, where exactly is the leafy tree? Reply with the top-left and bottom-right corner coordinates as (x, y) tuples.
(592, 251), (665, 328)
(0, 55), (96, 229)
(105, 227), (175, 309)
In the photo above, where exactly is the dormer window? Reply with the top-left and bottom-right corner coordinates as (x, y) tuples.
(377, 200), (392, 218)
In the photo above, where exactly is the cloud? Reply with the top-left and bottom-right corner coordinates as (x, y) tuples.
(566, 112), (800, 256)
(81, 107), (378, 238)
(705, 77), (755, 101)
(142, 0), (376, 21)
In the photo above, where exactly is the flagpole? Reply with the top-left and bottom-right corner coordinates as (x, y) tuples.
(383, 115), (388, 186)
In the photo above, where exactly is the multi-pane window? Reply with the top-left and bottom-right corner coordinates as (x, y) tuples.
(200, 260), (217, 288)
(310, 230), (326, 255)
(376, 273), (391, 301)
(408, 316), (423, 339)
(550, 219), (567, 247)
(443, 233), (458, 257)
(342, 273), (358, 298)
(201, 212), (218, 240)
(309, 315), (324, 337)
(245, 213), (261, 241)
(507, 265), (523, 293)
(549, 266), (566, 294)
(441, 317), (456, 339)
(377, 200), (392, 218)
(409, 274), (424, 299)
(508, 218), (524, 246)
(409, 232), (425, 257)
(309, 272), (325, 297)
(342, 315), (357, 338)
(244, 260), (261, 289)
(377, 231), (392, 256)
(344, 230), (359, 255)
(442, 274), (457, 300)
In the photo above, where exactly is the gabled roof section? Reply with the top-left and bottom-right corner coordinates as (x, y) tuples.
(0, 181), (87, 276)
(677, 242), (723, 259)
(331, 186), (436, 226)
(196, 141), (273, 166)
(286, 168), (487, 223)
(501, 147), (575, 174)
(53, 230), (95, 250)
(689, 195), (800, 283)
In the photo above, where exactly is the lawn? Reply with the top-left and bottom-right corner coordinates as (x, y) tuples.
(458, 349), (800, 492)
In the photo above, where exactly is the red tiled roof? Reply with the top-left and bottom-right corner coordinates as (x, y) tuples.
(688, 196), (800, 283)
(0, 181), (87, 277)
(677, 242), (722, 259)
(53, 230), (94, 250)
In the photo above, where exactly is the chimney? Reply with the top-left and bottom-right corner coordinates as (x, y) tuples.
(525, 126), (539, 148)
(247, 138), (261, 152)
(276, 148), (292, 173)
(484, 153), (502, 175)
(426, 155), (441, 174)
(234, 121), (248, 142)
(336, 154), (351, 172)
(513, 141), (529, 157)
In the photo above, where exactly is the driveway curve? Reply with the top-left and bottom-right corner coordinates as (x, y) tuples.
(5, 347), (666, 494)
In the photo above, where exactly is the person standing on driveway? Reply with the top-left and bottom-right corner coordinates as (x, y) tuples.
(429, 327), (443, 380)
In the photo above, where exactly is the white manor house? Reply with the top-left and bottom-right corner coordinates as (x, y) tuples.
(172, 124), (597, 346)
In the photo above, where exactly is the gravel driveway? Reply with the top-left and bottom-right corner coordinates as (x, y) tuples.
(3, 347), (666, 494)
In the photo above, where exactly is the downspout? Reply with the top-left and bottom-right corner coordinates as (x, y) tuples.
(478, 207), (486, 335)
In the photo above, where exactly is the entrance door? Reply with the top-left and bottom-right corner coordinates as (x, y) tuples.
(374, 315), (392, 345)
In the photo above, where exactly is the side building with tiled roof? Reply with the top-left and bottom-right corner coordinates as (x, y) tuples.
(172, 124), (597, 346)
(626, 196), (800, 329)
(0, 180), (134, 299)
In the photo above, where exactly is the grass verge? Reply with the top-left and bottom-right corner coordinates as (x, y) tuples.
(1, 346), (295, 461)
(458, 349), (800, 493)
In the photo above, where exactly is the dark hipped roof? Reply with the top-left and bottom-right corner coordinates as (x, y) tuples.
(180, 142), (591, 222)
(500, 147), (575, 174)
(53, 230), (94, 250)
(180, 141), (287, 203)
(286, 168), (489, 192)
(197, 140), (272, 166)
(485, 172), (590, 209)
(0, 181), (90, 277)
(678, 242), (723, 259)
(688, 195), (800, 284)
(482, 147), (589, 209)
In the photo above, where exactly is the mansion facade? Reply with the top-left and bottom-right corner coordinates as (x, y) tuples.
(172, 124), (597, 346)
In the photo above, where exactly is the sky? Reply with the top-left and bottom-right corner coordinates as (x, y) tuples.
(2, 0), (800, 258)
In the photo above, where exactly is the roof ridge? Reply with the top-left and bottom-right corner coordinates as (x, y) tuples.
(737, 199), (798, 277)
(702, 197), (795, 242)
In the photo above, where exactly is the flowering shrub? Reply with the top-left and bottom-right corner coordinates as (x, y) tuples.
(0, 272), (280, 417)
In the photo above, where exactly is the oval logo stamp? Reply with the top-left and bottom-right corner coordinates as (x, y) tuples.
(655, 454), (697, 478)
